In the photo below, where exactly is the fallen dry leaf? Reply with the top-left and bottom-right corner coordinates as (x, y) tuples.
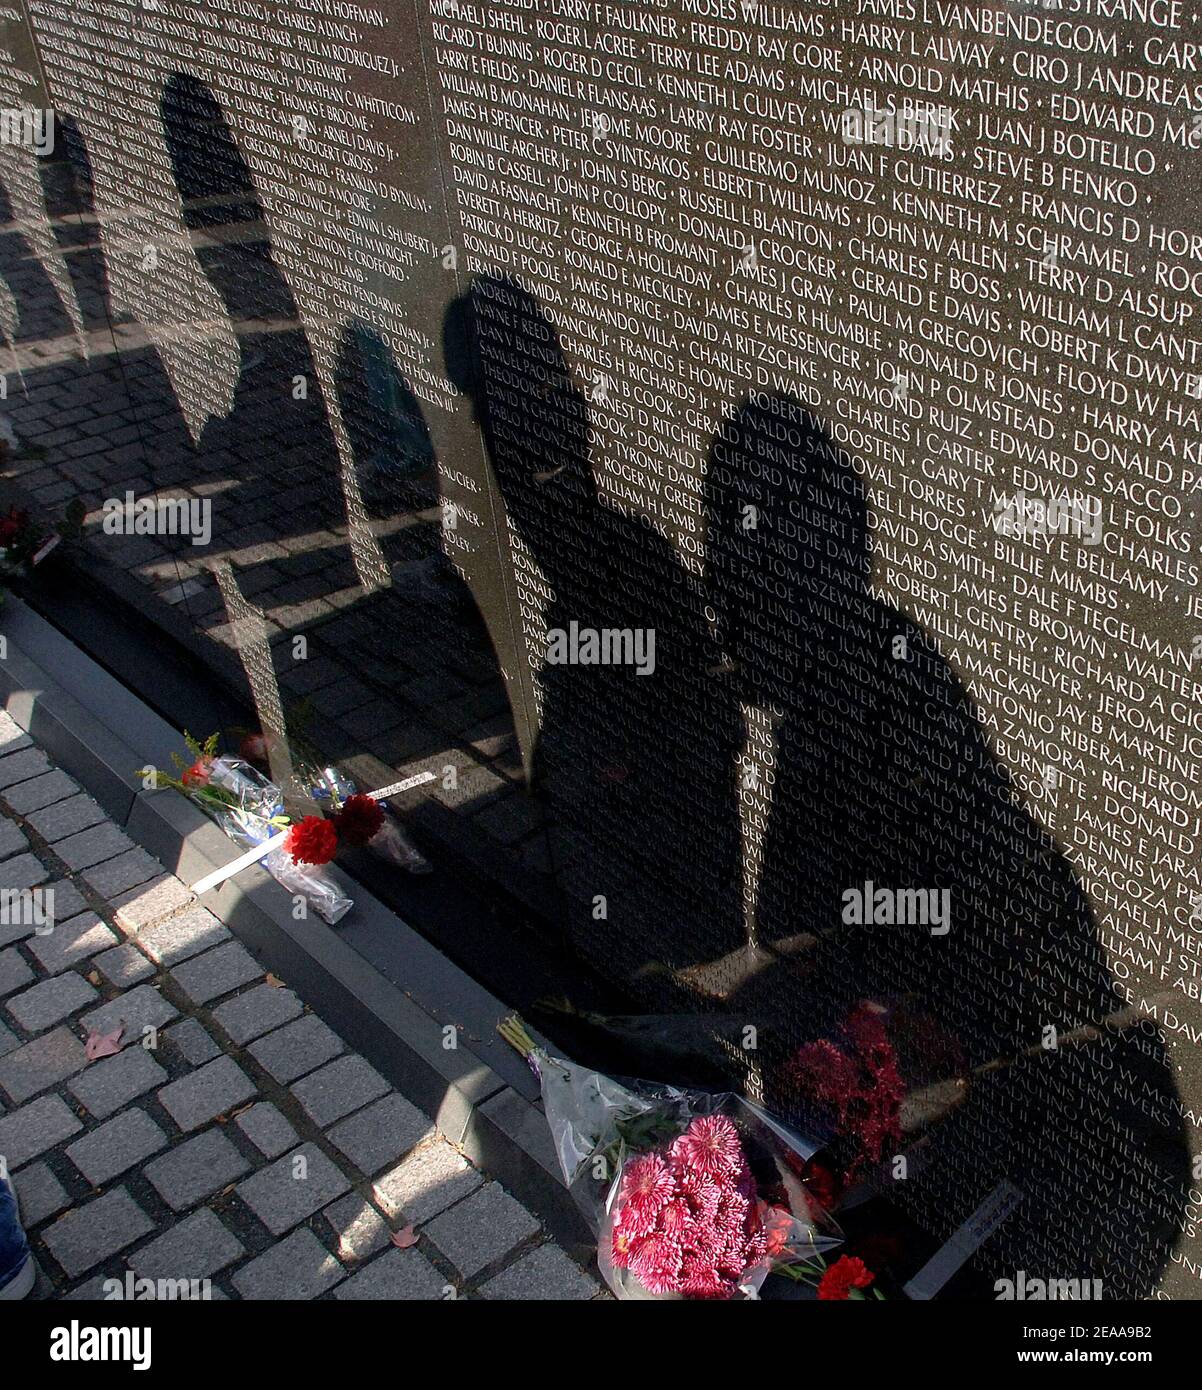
(84, 1024), (124, 1060)
(265, 973), (285, 989)
(390, 1225), (418, 1249)
(86, 970), (101, 986)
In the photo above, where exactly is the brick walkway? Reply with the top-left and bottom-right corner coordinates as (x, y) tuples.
(0, 711), (600, 1300)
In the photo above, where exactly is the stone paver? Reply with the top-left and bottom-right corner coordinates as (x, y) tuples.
(231, 1228), (345, 1300)
(0, 723), (595, 1300)
(166, 1018), (220, 1066)
(67, 1047), (166, 1119)
(0, 747), (52, 790)
(55, 822), (134, 871)
(5, 972), (97, 1032)
(26, 794), (106, 843)
(65, 1108), (167, 1187)
(25, 912), (117, 975)
(291, 1055), (389, 1128)
(128, 1208), (244, 1281)
(425, 1182), (540, 1278)
(235, 1101), (298, 1159)
(0, 946), (34, 997)
(41, 1188), (154, 1278)
(372, 1141), (483, 1225)
(333, 1247), (446, 1300)
(0, 769), (77, 814)
(327, 1093), (433, 1176)
(0, 1027), (88, 1105)
(42, 880), (88, 924)
(324, 1193), (389, 1262)
(0, 853), (49, 892)
(0, 713), (28, 753)
(135, 906), (228, 965)
(80, 983), (178, 1040)
(248, 1014), (344, 1084)
(13, 1160), (69, 1226)
(0, 819), (28, 859)
(157, 1056), (256, 1132)
(479, 1245), (601, 1301)
(212, 982), (302, 1044)
(93, 941), (154, 988)
(235, 1142), (350, 1234)
(170, 941), (261, 1005)
(112, 875), (193, 933)
(145, 1129), (250, 1211)
(81, 847), (160, 898)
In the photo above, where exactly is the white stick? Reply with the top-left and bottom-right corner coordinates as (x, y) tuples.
(367, 771), (437, 799)
(191, 829), (289, 896)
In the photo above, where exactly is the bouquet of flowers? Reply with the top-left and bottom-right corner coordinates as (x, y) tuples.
(144, 734), (354, 924)
(499, 1017), (843, 1300)
(784, 999), (969, 1212)
(235, 727), (432, 875)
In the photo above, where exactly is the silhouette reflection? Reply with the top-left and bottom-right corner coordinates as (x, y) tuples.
(705, 394), (1189, 1296)
(445, 277), (744, 994)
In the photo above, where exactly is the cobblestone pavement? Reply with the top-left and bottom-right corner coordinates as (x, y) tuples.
(0, 711), (601, 1301)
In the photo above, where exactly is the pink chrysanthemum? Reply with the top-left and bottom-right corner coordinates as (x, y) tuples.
(683, 1217), (722, 1264)
(678, 1168), (720, 1225)
(615, 1198), (657, 1239)
(672, 1115), (743, 1177)
(631, 1232), (683, 1294)
(611, 1112), (768, 1297)
(616, 1153), (675, 1235)
(610, 1225), (636, 1269)
(620, 1152), (675, 1207)
(658, 1198), (691, 1238)
(679, 1256), (732, 1300)
(744, 1229), (768, 1268)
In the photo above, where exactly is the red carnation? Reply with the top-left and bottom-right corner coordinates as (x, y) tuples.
(333, 793), (384, 847)
(286, 815), (339, 865)
(181, 758), (212, 787)
(817, 1254), (875, 1301)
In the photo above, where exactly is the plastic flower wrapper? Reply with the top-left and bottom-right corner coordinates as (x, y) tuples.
(499, 1016), (841, 1300)
(257, 840), (353, 924)
(359, 814), (433, 874)
(205, 758), (353, 924)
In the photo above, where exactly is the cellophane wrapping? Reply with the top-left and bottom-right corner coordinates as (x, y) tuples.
(204, 758), (353, 924)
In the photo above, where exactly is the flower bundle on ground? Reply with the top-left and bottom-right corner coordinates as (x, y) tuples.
(498, 1016), (845, 1301)
(147, 736), (385, 869)
(609, 1115), (769, 1298)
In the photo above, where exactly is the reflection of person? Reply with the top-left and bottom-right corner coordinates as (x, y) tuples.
(705, 393), (1189, 1296)
(0, 1174), (32, 1300)
(445, 278), (744, 994)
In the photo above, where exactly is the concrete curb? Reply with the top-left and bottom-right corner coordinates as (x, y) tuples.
(0, 595), (589, 1250)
